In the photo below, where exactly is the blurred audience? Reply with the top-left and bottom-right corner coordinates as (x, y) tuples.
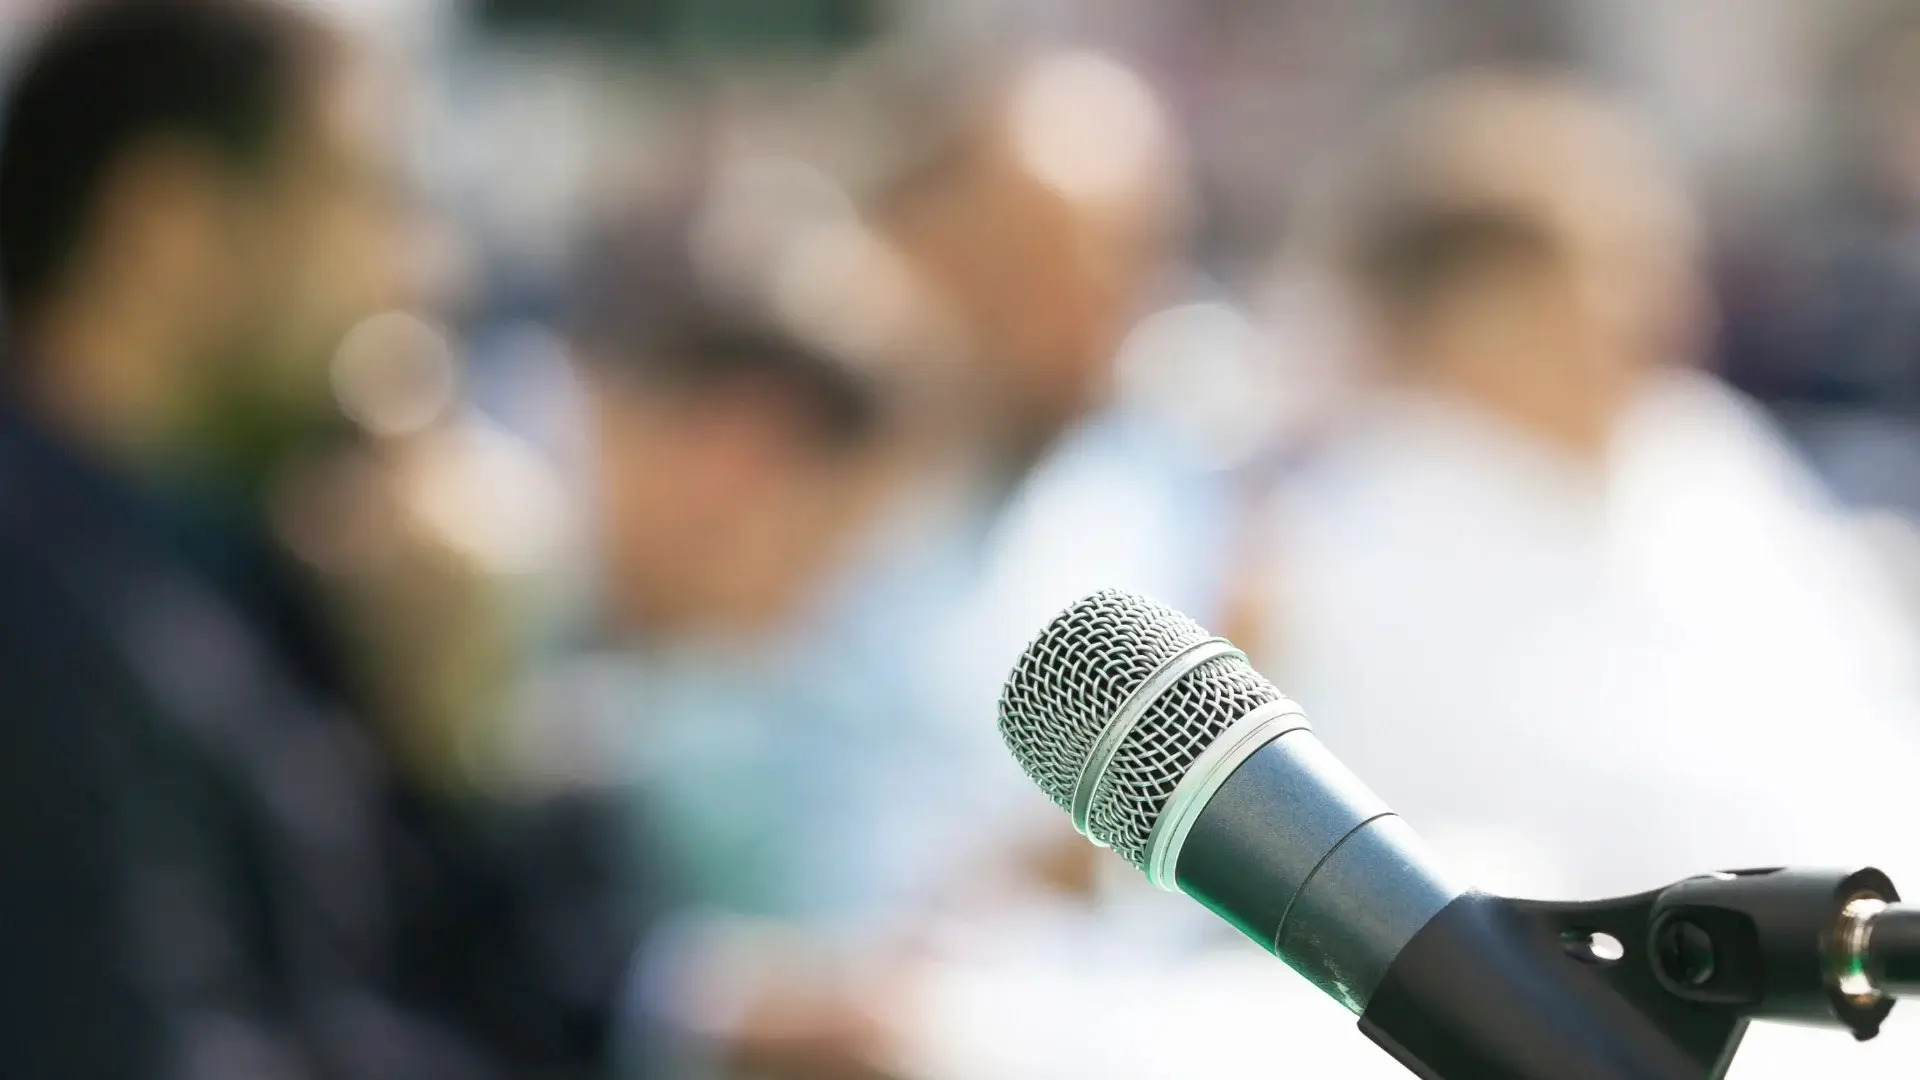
(1220, 77), (1920, 1078)
(278, 320), (655, 1079)
(861, 47), (1237, 698)
(558, 50), (1248, 1080)
(1260, 72), (1920, 904)
(556, 192), (915, 1080)
(0, 3), (646, 1078)
(3, 0), (1920, 1078)
(0, 3), (405, 1075)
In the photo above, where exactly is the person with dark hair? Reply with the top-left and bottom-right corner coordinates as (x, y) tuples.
(570, 208), (898, 639)
(0, 0), (393, 469)
(0, 3), (510, 1078)
(579, 55), (1257, 1080)
(553, 194), (921, 1080)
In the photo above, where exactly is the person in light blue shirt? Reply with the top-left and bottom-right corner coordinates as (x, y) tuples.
(576, 51), (1250, 1078)
(618, 402), (1238, 930)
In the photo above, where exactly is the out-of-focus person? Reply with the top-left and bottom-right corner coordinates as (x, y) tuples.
(863, 47), (1239, 750)
(571, 213), (900, 646)
(1259, 68), (1920, 946)
(562, 199), (914, 1079)
(565, 50), (1249, 1080)
(1205, 69), (1920, 1079)
(0, 2), (643, 1078)
(877, 48), (1186, 467)
(271, 308), (658, 1080)
(0, 2), (397, 1075)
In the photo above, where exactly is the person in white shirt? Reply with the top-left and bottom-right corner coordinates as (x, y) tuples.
(1243, 71), (1920, 1075)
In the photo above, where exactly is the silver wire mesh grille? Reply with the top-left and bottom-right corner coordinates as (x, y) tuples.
(997, 589), (1210, 811)
(1086, 655), (1281, 867)
(996, 589), (1283, 869)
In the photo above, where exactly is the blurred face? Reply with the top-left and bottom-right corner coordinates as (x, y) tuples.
(887, 133), (1173, 457)
(1535, 143), (1704, 390)
(1411, 249), (1613, 449)
(186, 50), (403, 465)
(962, 158), (1145, 408)
(1393, 84), (1706, 454)
(257, 57), (401, 382)
(585, 363), (885, 639)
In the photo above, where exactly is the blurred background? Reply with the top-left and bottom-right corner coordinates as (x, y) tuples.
(5, 0), (1920, 1077)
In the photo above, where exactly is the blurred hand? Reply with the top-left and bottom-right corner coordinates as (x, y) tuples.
(675, 925), (920, 1080)
(727, 976), (907, 1080)
(1018, 833), (1102, 898)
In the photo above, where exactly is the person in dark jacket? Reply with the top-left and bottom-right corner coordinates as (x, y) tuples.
(0, 2), (649, 1077)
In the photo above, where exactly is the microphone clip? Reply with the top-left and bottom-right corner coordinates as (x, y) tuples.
(1358, 866), (1902, 1080)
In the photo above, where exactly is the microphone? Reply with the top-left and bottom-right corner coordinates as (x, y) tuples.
(996, 587), (1461, 1013)
(996, 588), (1912, 1080)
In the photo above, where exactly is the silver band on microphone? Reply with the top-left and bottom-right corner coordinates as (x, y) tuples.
(1070, 636), (1241, 841)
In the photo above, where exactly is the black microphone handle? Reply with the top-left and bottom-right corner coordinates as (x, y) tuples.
(1358, 892), (1738, 1080)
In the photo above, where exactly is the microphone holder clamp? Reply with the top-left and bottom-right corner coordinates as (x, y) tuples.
(1357, 866), (1901, 1080)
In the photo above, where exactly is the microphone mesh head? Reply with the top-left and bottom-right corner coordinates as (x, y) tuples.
(997, 589), (1284, 870)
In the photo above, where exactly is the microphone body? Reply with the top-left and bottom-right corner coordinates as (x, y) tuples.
(1164, 724), (1458, 1012)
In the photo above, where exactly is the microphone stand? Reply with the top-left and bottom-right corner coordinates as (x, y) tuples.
(1358, 867), (1905, 1080)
